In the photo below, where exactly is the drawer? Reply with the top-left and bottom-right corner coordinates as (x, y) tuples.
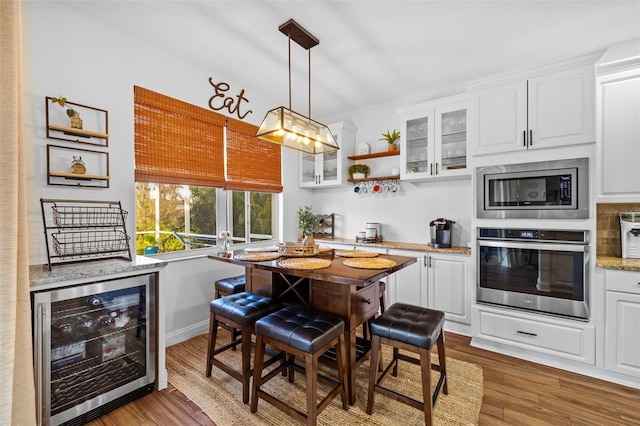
(477, 309), (592, 361)
(606, 269), (640, 294)
(354, 283), (378, 326)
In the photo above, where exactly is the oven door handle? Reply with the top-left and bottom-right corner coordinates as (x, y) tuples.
(478, 240), (587, 252)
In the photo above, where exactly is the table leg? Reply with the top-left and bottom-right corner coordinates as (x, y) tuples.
(345, 328), (357, 405)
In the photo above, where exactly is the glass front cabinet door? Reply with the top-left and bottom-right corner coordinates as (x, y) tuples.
(400, 95), (470, 181)
(298, 121), (357, 188)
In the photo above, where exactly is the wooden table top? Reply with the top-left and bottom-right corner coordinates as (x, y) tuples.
(208, 250), (417, 286)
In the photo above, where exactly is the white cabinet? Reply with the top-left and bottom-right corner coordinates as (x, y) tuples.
(473, 306), (595, 363)
(597, 68), (640, 199)
(426, 253), (471, 324)
(605, 269), (640, 378)
(298, 121), (357, 188)
(387, 249), (471, 325)
(399, 95), (470, 181)
(472, 61), (596, 155)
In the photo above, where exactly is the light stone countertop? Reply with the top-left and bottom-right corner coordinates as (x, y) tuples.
(30, 256), (167, 291)
(315, 237), (471, 255)
(596, 256), (640, 272)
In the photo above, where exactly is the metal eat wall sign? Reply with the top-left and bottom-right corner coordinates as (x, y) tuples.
(208, 77), (253, 120)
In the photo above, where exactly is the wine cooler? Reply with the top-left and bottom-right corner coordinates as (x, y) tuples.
(32, 274), (156, 425)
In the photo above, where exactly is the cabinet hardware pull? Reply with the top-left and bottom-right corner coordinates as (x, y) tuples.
(430, 163), (433, 175)
(516, 330), (537, 337)
(523, 130), (527, 147)
(361, 297), (371, 304)
(529, 129), (533, 146)
(435, 162), (439, 175)
(423, 255), (427, 267)
(428, 255), (432, 268)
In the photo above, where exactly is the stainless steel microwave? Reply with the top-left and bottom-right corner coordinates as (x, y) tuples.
(476, 158), (589, 219)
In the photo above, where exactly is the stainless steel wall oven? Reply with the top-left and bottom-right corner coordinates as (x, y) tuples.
(476, 158), (589, 219)
(477, 228), (589, 319)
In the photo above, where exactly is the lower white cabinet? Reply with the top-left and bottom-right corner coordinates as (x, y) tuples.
(388, 249), (471, 325)
(605, 269), (640, 378)
(472, 305), (595, 363)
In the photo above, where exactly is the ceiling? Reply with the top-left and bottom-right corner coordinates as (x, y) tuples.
(58, 1), (639, 119)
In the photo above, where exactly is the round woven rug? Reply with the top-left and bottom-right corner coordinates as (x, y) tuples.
(166, 332), (483, 425)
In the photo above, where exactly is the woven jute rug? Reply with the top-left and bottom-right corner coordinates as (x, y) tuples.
(166, 332), (483, 425)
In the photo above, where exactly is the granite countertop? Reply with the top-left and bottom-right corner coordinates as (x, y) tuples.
(596, 256), (640, 272)
(315, 237), (471, 255)
(30, 256), (168, 290)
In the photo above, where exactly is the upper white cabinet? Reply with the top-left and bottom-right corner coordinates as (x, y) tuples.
(597, 68), (640, 200)
(298, 121), (357, 188)
(471, 55), (598, 156)
(399, 95), (470, 181)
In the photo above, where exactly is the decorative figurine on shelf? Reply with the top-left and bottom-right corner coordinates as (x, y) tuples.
(218, 230), (232, 252)
(380, 129), (401, 152)
(70, 156), (86, 175)
(296, 205), (319, 246)
(51, 95), (83, 129)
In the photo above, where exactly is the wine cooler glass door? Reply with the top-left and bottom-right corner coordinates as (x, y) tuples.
(33, 273), (155, 426)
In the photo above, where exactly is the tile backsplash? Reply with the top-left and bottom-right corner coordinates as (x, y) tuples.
(596, 202), (640, 257)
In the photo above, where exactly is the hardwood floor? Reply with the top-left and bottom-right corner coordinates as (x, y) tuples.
(87, 332), (640, 425)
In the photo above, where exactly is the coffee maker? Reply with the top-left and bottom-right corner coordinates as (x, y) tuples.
(430, 218), (455, 248)
(620, 213), (640, 259)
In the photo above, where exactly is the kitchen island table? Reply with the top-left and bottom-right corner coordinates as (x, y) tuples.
(208, 250), (416, 404)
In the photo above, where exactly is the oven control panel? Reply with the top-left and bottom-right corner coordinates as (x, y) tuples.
(478, 228), (588, 244)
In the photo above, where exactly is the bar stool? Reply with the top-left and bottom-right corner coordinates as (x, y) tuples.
(251, 305), (349, 426)
(205, 292), (282, 404)
(214, 275), (246, 349)
(366, 303), (448, 426)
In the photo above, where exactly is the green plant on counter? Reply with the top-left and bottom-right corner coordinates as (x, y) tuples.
(379, 129), (401, 144)
(296, 205), (318, 236)
(348, 163), (370, 175)
(50, 96), (76, 118)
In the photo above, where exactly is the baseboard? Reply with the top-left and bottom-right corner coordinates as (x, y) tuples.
(471, 337), (640, 390)
(165, 320), (209, 347)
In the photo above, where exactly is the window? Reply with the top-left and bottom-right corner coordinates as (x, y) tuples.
(133, 87), (281, 255)
(135, 184), (275, 254)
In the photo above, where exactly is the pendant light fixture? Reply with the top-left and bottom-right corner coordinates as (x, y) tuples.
(256, 19), (339, 154)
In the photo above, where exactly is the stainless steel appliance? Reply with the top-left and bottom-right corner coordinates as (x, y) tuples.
(620, 212), (640, 259)
(32, 274), (156, 425)
(430, 218), (455, 248)
(476, 158), (589, 219)
(477, 228), (589, 319)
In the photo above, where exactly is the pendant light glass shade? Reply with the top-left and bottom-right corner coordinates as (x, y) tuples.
(256, 19), (338, 154)
(256, 106), (339, 154)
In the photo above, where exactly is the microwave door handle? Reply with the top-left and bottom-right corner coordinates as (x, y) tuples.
(478, 240), (587, 252)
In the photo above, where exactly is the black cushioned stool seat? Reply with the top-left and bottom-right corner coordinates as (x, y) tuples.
(251, 305), (349, 426)
(206, 292), (282, 404)
(366, 303), (448, 426)
(213, 275), (247, 349)
(214, 275), (246, 297)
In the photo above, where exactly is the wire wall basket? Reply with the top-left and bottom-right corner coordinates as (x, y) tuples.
(52, 204), (128, 228)
(41, 199), (132, 270)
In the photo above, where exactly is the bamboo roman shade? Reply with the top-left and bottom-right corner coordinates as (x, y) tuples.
(225, 117), (283, 193)
(134, 86), (282, 193)
(134, 86), (226, 187)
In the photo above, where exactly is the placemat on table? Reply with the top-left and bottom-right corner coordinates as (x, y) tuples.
(343, 257), (397, 269)
(334, 249), (379, 258)
(278, 258), (332, 270)
(233, 252), (280, 261)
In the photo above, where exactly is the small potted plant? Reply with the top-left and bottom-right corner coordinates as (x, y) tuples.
(380, 129), (401, 151)
(296, 205), (319, 246)
(348, 163), (370, 180)
(51, 96), (83, 129)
